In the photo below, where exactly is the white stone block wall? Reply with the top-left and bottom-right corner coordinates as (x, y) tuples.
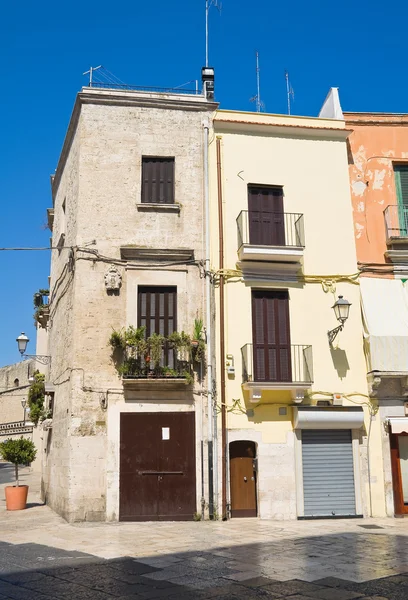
(44, 90), (216, 521)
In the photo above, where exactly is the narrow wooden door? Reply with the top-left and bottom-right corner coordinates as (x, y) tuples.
(252, 290), (291, 382)
(390, 433), (408, 515)
(248, 186), (285, 246)
(120, 412), (196, 521)
(230, 441), (257, 518)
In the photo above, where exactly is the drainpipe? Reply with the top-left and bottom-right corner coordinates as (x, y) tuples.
(216, 136), (227, 520)
(203, 118), (214, 518)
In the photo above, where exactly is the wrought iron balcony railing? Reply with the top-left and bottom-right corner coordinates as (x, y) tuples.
(237, 211), (305, 250)
(384, 205), (408, 240)
(241, 343), (313, 385)
(122, 343), (191, 380)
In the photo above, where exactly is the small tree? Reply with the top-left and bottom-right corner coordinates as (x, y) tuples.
(0, 438), (37, 487)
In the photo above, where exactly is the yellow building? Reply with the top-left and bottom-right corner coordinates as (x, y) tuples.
(209, 108), (386, 520)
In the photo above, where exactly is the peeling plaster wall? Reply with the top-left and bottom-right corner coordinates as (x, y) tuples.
(345, 113), (408, 268)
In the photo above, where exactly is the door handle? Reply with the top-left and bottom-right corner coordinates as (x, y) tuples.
(140, 471), (183, 475)
(244, 476), (247, 482)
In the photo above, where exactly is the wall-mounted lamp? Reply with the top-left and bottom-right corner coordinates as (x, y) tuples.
(16, 332), (51, 365)
(327, 296), (352, 345)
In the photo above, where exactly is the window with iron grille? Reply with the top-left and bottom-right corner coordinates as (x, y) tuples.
(141, 157), (175, 204)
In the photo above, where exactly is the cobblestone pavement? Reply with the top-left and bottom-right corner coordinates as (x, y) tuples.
(1, 467), (408, 599)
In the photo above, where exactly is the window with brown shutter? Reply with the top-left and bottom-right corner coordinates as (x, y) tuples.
(141, 157), (175, 204)
(251, 290), (291, 382)
(138, 286), (177, 366)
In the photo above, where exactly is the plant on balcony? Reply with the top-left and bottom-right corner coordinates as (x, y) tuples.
(33, 289), (50, 327)
(109, 326), (195, 382)
(168, 331), (191, 362)
(191, 317), (206, 364)
(147, 333), (165, 371)
(27, 371), (48, 426)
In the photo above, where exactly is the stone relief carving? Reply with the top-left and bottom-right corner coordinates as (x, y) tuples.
(104, 265), (122, 292)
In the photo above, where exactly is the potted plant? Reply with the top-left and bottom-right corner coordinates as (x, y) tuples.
(192, 318), (203, 348)
(0, 437), (37, 511)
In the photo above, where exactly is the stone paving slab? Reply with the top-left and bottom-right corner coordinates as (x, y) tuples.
(1, 470), (408, 597)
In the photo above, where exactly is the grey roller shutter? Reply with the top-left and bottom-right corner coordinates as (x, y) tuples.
(302, 429), (356, 517)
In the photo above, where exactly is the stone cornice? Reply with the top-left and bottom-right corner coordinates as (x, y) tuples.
(214, 119), (351, 140)
(120, 247), (195, 263)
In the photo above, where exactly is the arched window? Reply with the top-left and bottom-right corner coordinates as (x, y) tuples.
(14, 378), (19, 387)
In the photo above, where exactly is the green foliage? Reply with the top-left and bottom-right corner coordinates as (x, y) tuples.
(182, 370), (194, 385)
(193, 317), (203, 341)
(0, 438), (37, 486)
(192, 340), (205, 364)
(109, 329), (124, 349)
(124, 326), (146, 348)
(193, 512), (202, 521)
(110, 326), (201, 383)
(28, 371), (46, 426)
(33, 289), (50, 325)
(148, 333), (165, 367)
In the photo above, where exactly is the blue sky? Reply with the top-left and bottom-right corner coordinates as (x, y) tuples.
(0, 0), (407, 366)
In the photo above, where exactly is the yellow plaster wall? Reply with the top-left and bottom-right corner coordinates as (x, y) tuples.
(209, 114), (386, 516)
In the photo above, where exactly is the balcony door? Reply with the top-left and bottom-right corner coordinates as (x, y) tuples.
(138, 286), (177, 367)
(252, 290), (291, 382)
(248, 185), (285, 246)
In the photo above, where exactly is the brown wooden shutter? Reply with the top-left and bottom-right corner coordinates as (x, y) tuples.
(252, 290), (291, 382)
(141, 158), (175, 204)
(248, 186), (285, 245)
(138, 287), (177, 336)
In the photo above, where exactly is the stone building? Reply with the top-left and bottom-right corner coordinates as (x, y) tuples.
(0, 360), (34, 432)
(0, 359), (42, 472)
(43, 81), (217, 521)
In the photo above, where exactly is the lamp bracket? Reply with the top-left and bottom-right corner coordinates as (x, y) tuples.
(23, 354), (51, 365)
(327, 324), (343, 345)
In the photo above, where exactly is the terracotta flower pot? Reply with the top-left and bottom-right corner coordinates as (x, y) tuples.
(5, 485), (28, 511)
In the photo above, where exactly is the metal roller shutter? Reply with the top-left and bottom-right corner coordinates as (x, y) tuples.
(302, 429), (356, 517)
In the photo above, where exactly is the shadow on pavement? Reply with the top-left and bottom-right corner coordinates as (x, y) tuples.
(0, 532), (408, 599)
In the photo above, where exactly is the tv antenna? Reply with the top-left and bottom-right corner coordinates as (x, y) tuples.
(205, 0), (222, 67)
(250, 51), (264, 112)
(285, 70), (295, 115)
(83, 65), (102, 87)
(83, 65), (125, 88)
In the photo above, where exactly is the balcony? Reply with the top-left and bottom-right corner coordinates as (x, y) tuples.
(241, 343), (313, 402)
(236, 211), (305, 264)
(121, 343), (193, 391)
(384, 205), (408, 264)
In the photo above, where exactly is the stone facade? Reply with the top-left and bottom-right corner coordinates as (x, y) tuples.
(43, 88), (216, 521)
(0, 360), (34, 426)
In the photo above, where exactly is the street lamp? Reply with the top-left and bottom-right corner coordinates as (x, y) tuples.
(16, 332), (51, 365)
(21, 398), (26, 425)
(328, 296), (352, 345)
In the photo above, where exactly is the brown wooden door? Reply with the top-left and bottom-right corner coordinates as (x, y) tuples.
(390, 433), (408, 515)
(248, 185), (285, 246)
(120, 412), (196, 521)
(230, 441), (257, 518)
(252, 290), (291, 382)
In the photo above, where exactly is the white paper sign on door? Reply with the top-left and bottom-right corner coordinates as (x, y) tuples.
(162, 427), (170, 440)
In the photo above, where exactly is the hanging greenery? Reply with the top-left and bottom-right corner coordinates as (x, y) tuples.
(33, 289), (50, 326)
(28, 371), (46, 426)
